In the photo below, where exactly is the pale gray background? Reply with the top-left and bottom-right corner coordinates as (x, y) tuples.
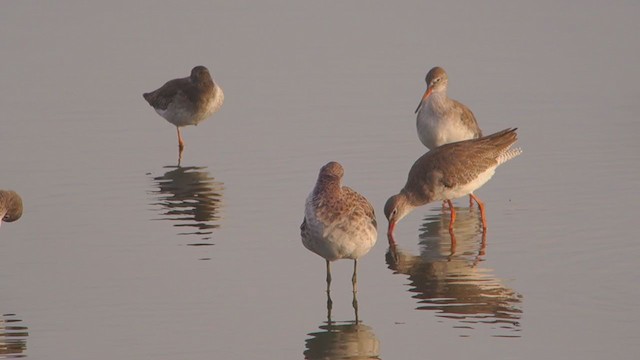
(1, 1), (639, 359)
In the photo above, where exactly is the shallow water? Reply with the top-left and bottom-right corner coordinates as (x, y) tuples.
(149, 165), (224, 248)
(387, 208), (523, 338)
(1, 1), (639, 359)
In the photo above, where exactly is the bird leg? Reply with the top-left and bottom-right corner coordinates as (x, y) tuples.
(326, 291), (333, 325)
(447, 199), (456, 231)
(352, 291), (359, 324)
(352, 260), (360, 323)
(352, 259), (358, 293)
(325, 259), (333, 322)
(469, 195), (474, 208)
(177, 146), (184, 167)
(448, 228), (457, 254)
(176, 127), (185, 150)
(325, 259), (332, 294)
(469, 194), (487, 231)
(387, 244), (399, 264)
(479, 230), (487, 257)
(470, 231), (489, 268)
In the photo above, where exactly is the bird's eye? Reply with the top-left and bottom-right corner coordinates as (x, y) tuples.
(391, 209), (397, 217)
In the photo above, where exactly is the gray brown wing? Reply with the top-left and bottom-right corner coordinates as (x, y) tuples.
(143, 77), (190, 110)
(407, 128), (517, 189)
(453, 99), (482, 138)
(435, 144), (497, 187)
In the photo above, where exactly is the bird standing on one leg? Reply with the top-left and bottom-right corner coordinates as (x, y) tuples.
(143, 66), (224, 153)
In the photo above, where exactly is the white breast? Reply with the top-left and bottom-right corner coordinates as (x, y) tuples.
(416, 96), (476, 149)
(302, 193), (377, 261)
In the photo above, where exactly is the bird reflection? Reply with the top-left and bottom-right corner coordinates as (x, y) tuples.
(149, 165), (224, 247)
(0, 313), (28, 358)
(386, 207), (522, 337)
(304, 291), (380, 359)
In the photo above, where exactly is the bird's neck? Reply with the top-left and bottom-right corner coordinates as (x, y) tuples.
(313, 180), (341, 198)
(401, 188), (431, 207)
(426, 91), (450, 112)
(194, 77), (214, 89)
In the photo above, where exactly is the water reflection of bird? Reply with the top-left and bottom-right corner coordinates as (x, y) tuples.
(386, 208), (522, 337)
(0, 190), (23, 229)
(418, 205), (486, 254)
(304, 291), (380, 360)
(0, 313), (28, 357)
(149, 165), (224, 247)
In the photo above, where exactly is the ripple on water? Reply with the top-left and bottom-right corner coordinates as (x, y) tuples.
(386, 207), (523, 338)
(0, 314), (28, 358)
(149, 165), (224, 249)
(304, 292), (380, 359)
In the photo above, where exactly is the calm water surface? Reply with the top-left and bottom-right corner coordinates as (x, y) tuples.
(0, 1), (639, 359)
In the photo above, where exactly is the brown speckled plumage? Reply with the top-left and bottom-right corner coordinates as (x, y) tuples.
(301, 162), (377, 292)
(307, 163), (376, 229)
(0, 190), (23, 225)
